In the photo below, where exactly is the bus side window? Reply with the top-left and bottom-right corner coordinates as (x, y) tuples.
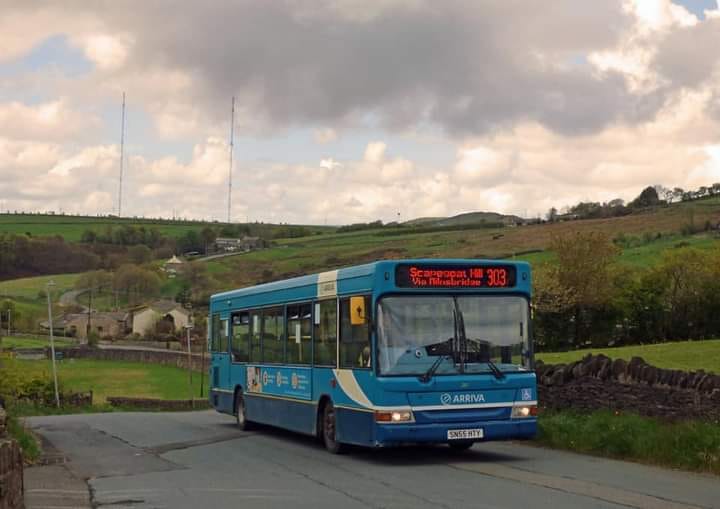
(211, 314), (229, 352)
(231, 312), (250, 362)
(249, 310), (262, 363)
(340, 296), (371, 368)
(313, 299), (337, 367)
(287, 303), (312, 365)
(262, 307), (284, 363)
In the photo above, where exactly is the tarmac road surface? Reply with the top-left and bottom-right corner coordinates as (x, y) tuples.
(26, 410), (720, 509)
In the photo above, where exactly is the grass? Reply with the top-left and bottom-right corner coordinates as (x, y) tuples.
(0, 213), (335, 242)
(0, 335), (74, 349)
(15, 359), (208, 404)
(5, 413), (41, 462)
(536, 339), (720, 374)
(0, 273), (80, 299)
(538, 411), (720, 475)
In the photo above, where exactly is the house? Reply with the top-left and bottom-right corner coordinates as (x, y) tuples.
(163, 255), (184, 276)
(129, 300), (191, 336)
(215, 236), (263, 253)
(40, 312), (129, 342)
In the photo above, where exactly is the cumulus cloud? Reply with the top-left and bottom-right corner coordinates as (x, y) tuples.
(0, 100), (100, 142)
(3, 1), (720, 223)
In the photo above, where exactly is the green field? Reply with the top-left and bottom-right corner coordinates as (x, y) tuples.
(0, 335), (74, 349)
(0, 273), (80, 299)
(0, 213), (335, 242)
(536, 339), (720, 374)
(16, 359), (207, 404)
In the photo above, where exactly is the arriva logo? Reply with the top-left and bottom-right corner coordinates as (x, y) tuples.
(440, 393), (486, 405)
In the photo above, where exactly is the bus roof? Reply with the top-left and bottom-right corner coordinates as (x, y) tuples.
(210, 259), (531, 313)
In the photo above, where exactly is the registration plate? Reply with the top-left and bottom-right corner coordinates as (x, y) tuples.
(447, 428), (484, 440)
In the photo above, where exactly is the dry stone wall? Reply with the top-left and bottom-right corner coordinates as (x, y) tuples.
(536, 354), (720, 421)
(0, 406), (24, 509)
(50, 347), (206, 372)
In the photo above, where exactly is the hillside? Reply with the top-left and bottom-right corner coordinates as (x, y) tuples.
(0, 213), (334, 242)
(206, 197), (720, 292)
(403, 211), (523, 227)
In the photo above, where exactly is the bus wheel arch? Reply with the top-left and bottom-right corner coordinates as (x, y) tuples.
(318, 396), (346, 454)
(234, 386), (253, 431)
(316, 395), (332, 439)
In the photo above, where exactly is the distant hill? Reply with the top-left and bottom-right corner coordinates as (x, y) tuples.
(0, 213), (333, 242)
(404, 211), (524, 227)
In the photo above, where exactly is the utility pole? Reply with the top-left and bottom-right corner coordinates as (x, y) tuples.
(118, 92), (126, 217)
(227, 96), (235, 223)
(185, 308), (194, 408)
(46, 281), (60, 408)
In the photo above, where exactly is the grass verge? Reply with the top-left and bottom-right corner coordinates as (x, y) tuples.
(538, 411), (720, 475)
(0, 335), (74, 349)
(536, 339), (720, 374)
(15, 359), (208, 404)
(5, 412), (41, 462)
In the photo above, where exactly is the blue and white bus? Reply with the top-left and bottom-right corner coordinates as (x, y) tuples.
(208, 259), (537, 453)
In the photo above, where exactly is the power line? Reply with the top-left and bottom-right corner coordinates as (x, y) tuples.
(227, 96), (235, 223)
(118, 92), (126, 217)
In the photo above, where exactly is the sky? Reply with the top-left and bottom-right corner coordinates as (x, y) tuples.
(1, 0), (720, 224)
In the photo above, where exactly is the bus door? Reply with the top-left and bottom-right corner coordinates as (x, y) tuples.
(210, 313), (231, 394)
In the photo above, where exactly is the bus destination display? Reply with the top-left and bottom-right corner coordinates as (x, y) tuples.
(395, 264), (516, 288)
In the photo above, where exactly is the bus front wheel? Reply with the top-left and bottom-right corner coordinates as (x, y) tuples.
(322, 402), (346, 454)
(235, 390), (253, 431)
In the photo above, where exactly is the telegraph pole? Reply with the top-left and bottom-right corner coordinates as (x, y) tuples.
(227, 96), (235, 223)
(118, 92), (126, 217)
(46, 281), (60, 408)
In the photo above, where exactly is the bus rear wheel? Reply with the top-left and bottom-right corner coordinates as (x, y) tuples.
(235, 390), (253, 431)
(322, 402), (346, 454)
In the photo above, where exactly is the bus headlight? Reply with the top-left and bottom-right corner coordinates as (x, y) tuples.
(511, 405), (538, 419)
(375, 410), (414, 423)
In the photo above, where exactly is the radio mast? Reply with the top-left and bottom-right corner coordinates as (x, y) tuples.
(227, 96), (235, 223)
(118, 92), (126, 217)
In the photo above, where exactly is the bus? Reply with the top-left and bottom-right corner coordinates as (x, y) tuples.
(208, 259), (537, 453)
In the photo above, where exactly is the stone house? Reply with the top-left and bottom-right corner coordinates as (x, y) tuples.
(41, 312), (129, 342)
(129, 300), (190, 336)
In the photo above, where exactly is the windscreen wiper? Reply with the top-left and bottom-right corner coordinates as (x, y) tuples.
(419, 354), (448, 383)
(485, 359), (505, 380)
(465, 337), (506, 380)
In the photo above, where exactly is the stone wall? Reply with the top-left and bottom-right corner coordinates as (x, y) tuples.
(537, 354), (720, 421)
(51, 347), (206, 372)
(0, 406), (24, 509)
(106, 397), (210, 411)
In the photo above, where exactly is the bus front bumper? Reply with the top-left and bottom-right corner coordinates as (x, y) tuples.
(373, 418), (537, 447)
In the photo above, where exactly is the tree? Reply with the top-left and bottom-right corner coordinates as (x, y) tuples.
(546, 207), (558, 222)
(200, 227), (217, 254)
(630, 186), (661, 208)
(545, 232), (620, 346)
(672, 187), (685, 203)
(128, 244), (152, 264)
(113, 265), (161, 305)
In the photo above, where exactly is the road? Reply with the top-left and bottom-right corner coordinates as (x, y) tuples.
(26, 411), (720, 509)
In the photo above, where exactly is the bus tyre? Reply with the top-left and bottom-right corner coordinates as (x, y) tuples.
(449, 441), (474, 451)
(235, 391), (253, 431)
(322, 402), (346, 454)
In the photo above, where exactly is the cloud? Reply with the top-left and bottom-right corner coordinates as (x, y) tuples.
(314, 128), (338, 144)
(320, 158), (342, 170)
(0, 100), (100, 142)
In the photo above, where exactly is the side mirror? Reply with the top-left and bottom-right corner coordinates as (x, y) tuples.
(350, 296), (366, 325)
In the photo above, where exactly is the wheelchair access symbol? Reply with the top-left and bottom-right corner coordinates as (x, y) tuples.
(521, 388), (532, 401)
